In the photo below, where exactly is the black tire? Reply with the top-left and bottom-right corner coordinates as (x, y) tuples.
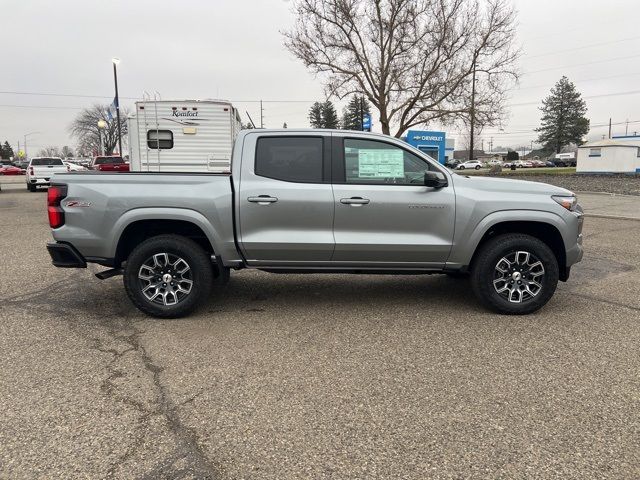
(470, 233), (559, 315)
(123, 234), (213, 318)
(459, 166), (465, 170)
(27, 183), (36, 192)
(475, 165), (481, 170)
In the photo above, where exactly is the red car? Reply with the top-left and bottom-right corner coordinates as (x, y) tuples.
(90, 155), (130, 172)
(0, 164), (23, 175)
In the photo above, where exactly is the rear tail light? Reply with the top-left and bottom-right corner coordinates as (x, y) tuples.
(66, 164), (71, 172)
(29, 166), (34, 176)
(47, 185), (68, 228)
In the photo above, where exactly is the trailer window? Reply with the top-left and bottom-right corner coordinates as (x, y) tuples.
(147, 130), (174, 149)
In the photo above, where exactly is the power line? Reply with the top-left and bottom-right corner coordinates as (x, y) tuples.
(524, 35), (640, 59)
(524, 53), (640, 75)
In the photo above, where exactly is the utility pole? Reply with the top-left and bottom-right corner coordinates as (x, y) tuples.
(489, 137), (493, 153)
(468, 59), (477, 161)
(625, 119), (629, 136)
(112, 58), (123, 155)
(608, 118), (612, 139)
(260, 100), (264, 128)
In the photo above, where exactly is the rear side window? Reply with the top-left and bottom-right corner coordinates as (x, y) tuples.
(147, 130), (174, 149)
(31, 158), (63, 166)
(255, 137), (323, 183)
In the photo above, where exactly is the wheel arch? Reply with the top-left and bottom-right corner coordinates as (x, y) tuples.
(469, 220), (567, 280)
(111, 209), (221, 267)
(450, 211), (570, 281)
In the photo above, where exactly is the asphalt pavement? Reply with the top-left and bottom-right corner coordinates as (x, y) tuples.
(1, 176), (639, 479)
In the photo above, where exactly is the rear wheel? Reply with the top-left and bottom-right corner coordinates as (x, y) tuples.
(471, 234), (559, 315)
(475, 165), (481, 170)
(458, 166), (465, 170)
(27, 183), (36, 192)
(123, 234), (213, 318)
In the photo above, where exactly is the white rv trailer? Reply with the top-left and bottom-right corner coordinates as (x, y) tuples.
(128, 99), (242, 173)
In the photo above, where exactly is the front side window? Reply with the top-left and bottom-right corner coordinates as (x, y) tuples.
(343, 139), (434, 185)
(147, 130), (174, 149)
(255, 137), (323, 183)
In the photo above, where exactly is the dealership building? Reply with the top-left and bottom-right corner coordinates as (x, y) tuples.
(403, 130), (455, 164)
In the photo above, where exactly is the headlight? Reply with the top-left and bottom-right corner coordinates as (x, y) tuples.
(552, 195), (578, 211)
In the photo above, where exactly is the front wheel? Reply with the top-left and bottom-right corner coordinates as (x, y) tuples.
(123, 234), (213, 318)
(470, 234), (559, 315)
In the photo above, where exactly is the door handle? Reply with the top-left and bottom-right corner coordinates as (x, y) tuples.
(248, 195), (278, 205)
(340, 197), (370, 206)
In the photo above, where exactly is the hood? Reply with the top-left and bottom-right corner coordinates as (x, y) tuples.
(451, 174), (574, 196)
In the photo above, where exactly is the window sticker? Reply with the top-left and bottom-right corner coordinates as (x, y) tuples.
(357, 149), (404, 178)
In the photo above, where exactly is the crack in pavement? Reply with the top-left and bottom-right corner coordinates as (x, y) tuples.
(4, 273), (221, 479)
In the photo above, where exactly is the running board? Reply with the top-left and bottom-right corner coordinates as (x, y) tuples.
(95, 268), (123, 280)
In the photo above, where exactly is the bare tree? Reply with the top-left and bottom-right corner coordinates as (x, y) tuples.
(37, 146), (63, 157)
(284, 0), (519, 137)
(61, 145), (74, 158)
(69, 104), (128, 155)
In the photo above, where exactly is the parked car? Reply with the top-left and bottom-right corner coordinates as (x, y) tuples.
(46, 129), (584, 318)
(0, 164), (23, 175)
(26, 157), (69, 191)
(90, 155), (130, 172)
(545, 161), (556, 168)
(445, 159), (460, 169)
(64, 161), (87, 172)
(514, 160), (533, 168)
(530, 160), (547, 168)
(455, 160), (483, 170)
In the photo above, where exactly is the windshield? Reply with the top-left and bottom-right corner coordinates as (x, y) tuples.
(94, 156), (124, 165)
(31, 158), (63, 166)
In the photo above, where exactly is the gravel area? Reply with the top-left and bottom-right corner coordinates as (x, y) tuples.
(484, 173), (640, 196)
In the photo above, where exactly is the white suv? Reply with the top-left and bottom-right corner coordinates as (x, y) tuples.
(456, 160), (484, 170)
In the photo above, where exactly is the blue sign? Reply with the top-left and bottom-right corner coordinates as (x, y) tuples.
(362, 113), (372, 131)
(404, 130), (447, 164)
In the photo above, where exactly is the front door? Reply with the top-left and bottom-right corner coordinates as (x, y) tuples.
(331, 136), (455, 267)
(238, 134), (335, 264)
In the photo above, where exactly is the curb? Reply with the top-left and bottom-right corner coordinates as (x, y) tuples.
(583, 213), (640, 222)
(576, 191), (640, 198)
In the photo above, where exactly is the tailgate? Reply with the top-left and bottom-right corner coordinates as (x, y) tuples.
(33, 165), (67, 178)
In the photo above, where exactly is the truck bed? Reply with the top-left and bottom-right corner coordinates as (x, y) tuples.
(51, 172), (240, 265)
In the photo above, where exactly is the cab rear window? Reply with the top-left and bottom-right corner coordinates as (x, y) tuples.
(94, 157), (124, 164)
(31, 158), (63, 166)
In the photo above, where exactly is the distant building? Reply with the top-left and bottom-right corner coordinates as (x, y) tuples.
(453, 149), (485, 161)
(577, 137), (640, 173)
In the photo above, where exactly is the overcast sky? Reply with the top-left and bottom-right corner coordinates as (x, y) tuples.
(2, 0), (640, 155)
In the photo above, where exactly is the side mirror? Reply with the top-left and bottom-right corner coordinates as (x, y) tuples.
(424, 171), (448, 188)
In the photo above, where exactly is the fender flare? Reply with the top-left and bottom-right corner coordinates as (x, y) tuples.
(107, 207), (223, 259)
(448, 209), (568, 267)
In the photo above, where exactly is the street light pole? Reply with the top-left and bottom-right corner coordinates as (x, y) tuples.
(24, 131), (40, 160)
(112, 58), (123, 155)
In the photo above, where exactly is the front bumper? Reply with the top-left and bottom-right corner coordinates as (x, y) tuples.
(46, 242), (87, 268)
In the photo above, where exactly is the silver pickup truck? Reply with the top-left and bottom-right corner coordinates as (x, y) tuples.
(46, 130), (583, 317)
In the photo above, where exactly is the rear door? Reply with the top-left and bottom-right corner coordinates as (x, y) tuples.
(331, 135), (455, 267)
(238, 133), (334, 264)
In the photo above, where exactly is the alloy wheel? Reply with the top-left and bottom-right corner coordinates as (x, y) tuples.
(138, 253), (193, 306)
(493, 250), (545, 303)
